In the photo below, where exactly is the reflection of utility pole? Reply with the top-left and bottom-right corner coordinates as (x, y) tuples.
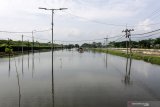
(8, 54), (11, 77)
(22, 54), (24, 76)
(21, 35), (24, 76)
(105, 53), (107, 70)
(28, 51), (29, 70)
(124, 56), (132, 85)
(122, 29), (134, 56)
(128, 56), (132, 76)
(32, 52), (35, 78)
(14, 60), (21, 107)
(27, 40), (30, 70)
(104, 36), (108, 52)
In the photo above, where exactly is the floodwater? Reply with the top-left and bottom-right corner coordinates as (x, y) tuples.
(0, 49), (160, 107)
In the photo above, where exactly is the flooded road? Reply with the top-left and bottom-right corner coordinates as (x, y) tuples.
(0, 49), (160, 107)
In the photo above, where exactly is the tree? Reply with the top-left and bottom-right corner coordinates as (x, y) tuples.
(75, 44), (79, 48)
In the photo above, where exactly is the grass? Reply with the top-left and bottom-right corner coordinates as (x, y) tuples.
(90, 48), (160, 65)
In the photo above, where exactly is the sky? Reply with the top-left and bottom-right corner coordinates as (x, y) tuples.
(0, 0), (160, 44)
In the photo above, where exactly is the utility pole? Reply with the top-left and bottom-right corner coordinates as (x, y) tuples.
(39, 42), (40, 52)
(122, 29), (134, 55)
(39, 7), (67, 51)
(104, 36), (108, 52)
(28, 40), (29, 54)
(39, 7), (68, 96)
(28, 40), (29, 69)
(128, 30), (134, 54)
(22, 35), (24, 54)
(32, 30), (36, 53)
(7, 38), (10, 52)
(7, 37), (11, 75)
(122, 27), (134, 85)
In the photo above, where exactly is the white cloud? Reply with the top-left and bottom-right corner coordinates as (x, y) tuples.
(65, 0), (144, 20)
(0, 0), (156, 44)
(53, 27), (82, 41)
(136, 19), (153, 31)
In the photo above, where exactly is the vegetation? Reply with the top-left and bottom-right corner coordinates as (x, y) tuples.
(0, 39), (64, 52)
(81, 38), (160, 49)
(5, 47), (13, 54)
(91, 48), (160, 65)
(108, 38), (160, 49)
(0, 39), (80, 57)
(81, 42), (102, 48)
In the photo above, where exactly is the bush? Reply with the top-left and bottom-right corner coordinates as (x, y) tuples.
(5, 47), (13, 54)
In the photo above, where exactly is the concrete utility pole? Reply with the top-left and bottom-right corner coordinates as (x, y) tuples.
(32, 30), (36, 53)
(104, 36), (108, 52)
(122, 29), (134, 55)
(28, 40), (29, 54)
(22, 35), (24, 54)
(39, 7), (67, 96)
(39, 7), (67, 51)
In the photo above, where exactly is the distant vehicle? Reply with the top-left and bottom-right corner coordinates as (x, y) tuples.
(78, 47), (84, 53)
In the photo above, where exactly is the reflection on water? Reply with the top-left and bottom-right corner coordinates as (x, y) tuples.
(39, 52), (41, 63)
(22, 54), (24, 76)
(14, 59), (21, 107)
(28, 53), (29, 70)
(123, 56), (133, 85)
(105, 53), (107, 70)
(8, 55), (11, 77)
(32, 53), (35, 78)
(59, 58), (62, 71)
(0, 50), (160, 107)
(52, 50), (54, 107)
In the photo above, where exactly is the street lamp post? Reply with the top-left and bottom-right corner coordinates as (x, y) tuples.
(39, 7), (67, 51)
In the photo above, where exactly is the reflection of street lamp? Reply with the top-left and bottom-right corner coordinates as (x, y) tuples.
(32, 30), (36, 53)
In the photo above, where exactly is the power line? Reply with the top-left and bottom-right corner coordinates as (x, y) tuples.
(0, 33), (123, 43)
(65, 12), (129, 27)
(133, 28), (160, 36)
(35, 29), (52, 33)
(146, 7), (160, 19)
(54, 35), (123, 43)
(54, 38), (104, 43)
(0, 28), (51, 34)
(64, 11), (160, 27)
(0, 31), (31, 34)
(113, 35), (125, 42)
(132, 32), (160, 38)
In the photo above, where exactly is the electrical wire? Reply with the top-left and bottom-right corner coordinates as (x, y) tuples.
(64, 11), (160, 27)
(0, 28), (51, 34)
(133, 28), (160, 36)
(132, 32), (160, 38)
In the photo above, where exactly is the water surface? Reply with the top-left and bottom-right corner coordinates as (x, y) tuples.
(0, 49), (160, 107)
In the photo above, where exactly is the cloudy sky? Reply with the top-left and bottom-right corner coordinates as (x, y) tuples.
(0, 0), (160, 44)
